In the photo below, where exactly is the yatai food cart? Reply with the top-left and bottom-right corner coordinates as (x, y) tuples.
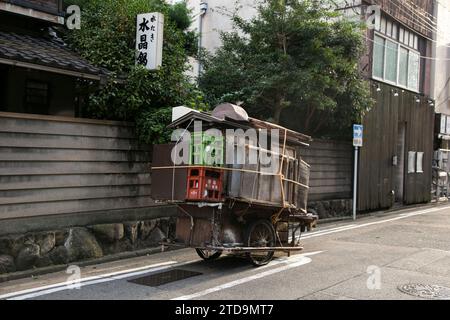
(152, 104), (318, 266)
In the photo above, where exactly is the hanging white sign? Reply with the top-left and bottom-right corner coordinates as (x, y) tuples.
(136, 12), (164, 70)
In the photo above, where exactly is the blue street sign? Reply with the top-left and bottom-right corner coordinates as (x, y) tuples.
(353, 124), (363, 147)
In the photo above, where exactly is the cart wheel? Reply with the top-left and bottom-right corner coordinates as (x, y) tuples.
(245, 219), (275, 267)
(195, 248), (222, 261)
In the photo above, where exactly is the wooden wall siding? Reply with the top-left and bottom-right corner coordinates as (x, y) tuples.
(300, 140), (353, 201)
(358, 81), (434, 211)
(365, 0), (434, 38)
(0, 112), (154, 220)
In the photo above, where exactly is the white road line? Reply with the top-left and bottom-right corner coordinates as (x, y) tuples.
(1, 255), (290, 301)
(0, 260), (178, 300)
(172, 251), (323, 300)
(303, 224), (358, 236)
(302, 206), (448, 240)
(288, 224), (358, 242)
(8, 264), (182, 301)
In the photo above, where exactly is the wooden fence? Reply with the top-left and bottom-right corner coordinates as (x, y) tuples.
(0, 112), (353, 234)
(0, 112), (156, 222)
(301, 139), (353, 202)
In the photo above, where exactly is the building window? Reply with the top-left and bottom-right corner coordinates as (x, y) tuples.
(398, 47), (408, 87)
(441, 114), (447, 134)
(373, 35), (385, 79)
(437, 114), (450, 135)
(373, 16), (421, 92)
(408, 52), (420, 91)
(0, 69), (6, 111)
(373, 33), (420, 92)
(447, 115), (450, 134)
(25, 80), (49, 114)
(385, 39), (398, 82)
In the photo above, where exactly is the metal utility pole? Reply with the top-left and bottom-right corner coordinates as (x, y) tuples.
(353, 146), (359, 221)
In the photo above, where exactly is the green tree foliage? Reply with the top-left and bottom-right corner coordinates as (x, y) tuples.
(199, 0), (373, 138)
(63, 0), (206, 143)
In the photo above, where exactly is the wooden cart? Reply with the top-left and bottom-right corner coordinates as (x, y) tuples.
(172, 200), (317, 266)
(153, 103), (318, 266)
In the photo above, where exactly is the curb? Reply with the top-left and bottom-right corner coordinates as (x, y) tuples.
(318, 200), (450, 225)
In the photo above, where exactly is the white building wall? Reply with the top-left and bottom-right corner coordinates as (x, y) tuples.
(186, 0), (257, 53)
(432, 0), (450, 114)
(183, 0), (257, 77)
(183, 0), (360, 78)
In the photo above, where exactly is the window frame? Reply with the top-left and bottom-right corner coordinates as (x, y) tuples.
(0, 68), (7, 109)
(24, 79), (50, 115)
(372, 31), (421, 93)
(407, 50), (420, 92)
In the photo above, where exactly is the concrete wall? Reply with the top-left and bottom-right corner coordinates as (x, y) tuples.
(184, 0), (257, 76)
(432, 0), (450, 114)
(188, 0), (257, 52)
(184, 0), (362, 77)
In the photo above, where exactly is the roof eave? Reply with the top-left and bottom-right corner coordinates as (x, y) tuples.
(0, 2), (65, 25)
(0, 57), (103, 81)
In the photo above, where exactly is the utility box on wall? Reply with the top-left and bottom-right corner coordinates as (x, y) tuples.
(435, 113), (450, 150)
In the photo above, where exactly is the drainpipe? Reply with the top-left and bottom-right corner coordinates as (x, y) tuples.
(198, 1), (208, 79)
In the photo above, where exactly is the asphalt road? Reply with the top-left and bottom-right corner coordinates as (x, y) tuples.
(2, 203), (450, 300)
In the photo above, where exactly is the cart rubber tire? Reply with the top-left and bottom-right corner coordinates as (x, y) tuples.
(245, 219), (276, 267)
(195, 248), (222, 261)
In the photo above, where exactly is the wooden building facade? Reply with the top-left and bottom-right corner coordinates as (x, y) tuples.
(0, 0), (107, 117)
(357, 1), (436, 211)
(358, 81), (434, 210)
(0, 1), (163, 231)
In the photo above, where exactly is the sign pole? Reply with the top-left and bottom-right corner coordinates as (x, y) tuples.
(352, 124), (363, 221)
(353, 146), (358, 221)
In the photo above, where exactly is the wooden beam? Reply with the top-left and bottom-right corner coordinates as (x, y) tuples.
(0, 2), (64, 24)
(0, 111), (132, 127)
(0, 58), (102, 81)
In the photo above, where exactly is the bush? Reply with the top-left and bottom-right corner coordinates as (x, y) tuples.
(63, 0), (206, 143)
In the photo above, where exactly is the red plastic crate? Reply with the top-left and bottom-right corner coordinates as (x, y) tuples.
(186, 167), (223, 202)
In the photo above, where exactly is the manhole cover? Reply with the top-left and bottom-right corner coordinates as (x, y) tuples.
(128, 269), (202, 287)
(398, 283), (450, 300)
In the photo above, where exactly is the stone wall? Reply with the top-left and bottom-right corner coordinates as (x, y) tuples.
(0, 217), (176, 274)
(308, 199), (353, 220)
